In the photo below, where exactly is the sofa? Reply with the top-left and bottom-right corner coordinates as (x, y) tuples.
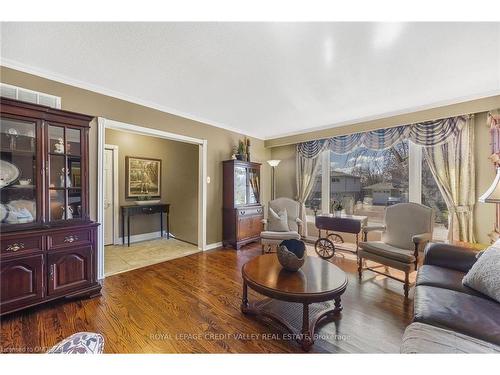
(401, 242), (500, 353)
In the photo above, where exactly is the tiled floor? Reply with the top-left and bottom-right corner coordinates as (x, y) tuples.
(104, 238), (200, 276)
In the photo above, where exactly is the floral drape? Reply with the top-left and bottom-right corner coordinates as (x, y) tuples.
(423, 116), (475, 242)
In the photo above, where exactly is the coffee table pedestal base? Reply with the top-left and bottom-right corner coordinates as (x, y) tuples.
(241, 295), (342, 352)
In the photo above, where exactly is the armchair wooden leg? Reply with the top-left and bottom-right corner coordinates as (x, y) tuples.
(261, 244), (265, 255)
(403, 272), (410, 299)
(357, 256), (363, 279)
(414, 243), (419, 270)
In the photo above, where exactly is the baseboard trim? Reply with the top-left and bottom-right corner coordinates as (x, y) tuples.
(115, 231), (175, 245)
(204, 242), (223, 251)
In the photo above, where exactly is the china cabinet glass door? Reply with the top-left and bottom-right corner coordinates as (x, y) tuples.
(0, 117), (39, 227)
(47, 124), (83, 222)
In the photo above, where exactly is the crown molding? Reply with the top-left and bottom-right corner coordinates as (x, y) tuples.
(1, 59), (265, 140)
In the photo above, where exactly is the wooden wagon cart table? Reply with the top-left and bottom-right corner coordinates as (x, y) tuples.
(241, 254), (348, 351)
(314, 213), (368, 259)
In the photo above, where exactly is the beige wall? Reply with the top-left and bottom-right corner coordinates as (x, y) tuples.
(271, 112), (497, 244)
(1, 66), (271, 245)
(105, 129), (198, 244)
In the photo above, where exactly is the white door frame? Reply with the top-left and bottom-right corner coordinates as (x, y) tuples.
(104, 144), (120, 245)
(97, 117), (208, 280)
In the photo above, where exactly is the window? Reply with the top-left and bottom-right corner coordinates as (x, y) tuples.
(330, 140), (409, 225)
(422, 155), (449, 241)
(304, 155), (323, 215)
(309, 137), (448, 241)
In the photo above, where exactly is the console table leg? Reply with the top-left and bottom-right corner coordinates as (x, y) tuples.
(122, 212), (125, 246)
(160, 212), (163, 239)
(127, 215), (131, 247)
(300, 303), (313, 351)
(167, 211), (170, 239)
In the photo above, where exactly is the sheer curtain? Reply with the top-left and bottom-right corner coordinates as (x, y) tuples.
(295, 151), (322, 237)
(423, 116), (476, 242)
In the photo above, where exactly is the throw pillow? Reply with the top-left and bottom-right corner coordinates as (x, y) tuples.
(463, 245), (500, 303)
(268, 207), (289, 232)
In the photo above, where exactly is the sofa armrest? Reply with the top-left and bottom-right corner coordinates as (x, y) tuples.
(423, 242), (478, 273)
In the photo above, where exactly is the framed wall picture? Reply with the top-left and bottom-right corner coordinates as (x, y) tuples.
(125, 156), (161, 199)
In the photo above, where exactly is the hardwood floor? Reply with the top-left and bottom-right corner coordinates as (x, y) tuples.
(0, 243), (413, 353)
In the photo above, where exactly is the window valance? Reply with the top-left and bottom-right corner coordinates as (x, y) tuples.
(297, 115), (467, 158)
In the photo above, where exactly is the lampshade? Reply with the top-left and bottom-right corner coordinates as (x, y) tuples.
(479, 167), (500, 203)
(267, 160), (281, 167)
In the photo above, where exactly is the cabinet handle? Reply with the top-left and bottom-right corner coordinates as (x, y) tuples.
(240, 211), (246, 216)
(64, 235), (78, 243)
(49, 264), (55, 279)
(6, 243), (25, 252)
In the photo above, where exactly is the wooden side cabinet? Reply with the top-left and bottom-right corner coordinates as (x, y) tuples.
(222, 160), (263, 249)
(0, 98), (101, 316)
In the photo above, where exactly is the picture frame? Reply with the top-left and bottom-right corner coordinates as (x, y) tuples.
(125, 156), (162, 199)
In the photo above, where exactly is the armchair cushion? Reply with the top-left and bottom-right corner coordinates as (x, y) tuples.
(363, 225), (386, 234)
(260, 231), (301, 240)
(267, 207), (289, 232)
(269, 198), (301, 232)
(382, 203), (434, 250)
(359, 241), (416, 263)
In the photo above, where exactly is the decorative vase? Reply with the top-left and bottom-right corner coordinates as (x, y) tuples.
(277, 239), (306, 272)
(236, 154), (244, 161)
(333, 210), (342, 218)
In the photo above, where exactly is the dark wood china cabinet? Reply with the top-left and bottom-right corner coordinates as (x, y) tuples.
(0, 97), (101, 316)
(222, 160), (263, 249)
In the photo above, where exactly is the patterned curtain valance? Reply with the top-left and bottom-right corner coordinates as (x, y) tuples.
(296, 139), (329, 159)
(297, 115), (467, 158)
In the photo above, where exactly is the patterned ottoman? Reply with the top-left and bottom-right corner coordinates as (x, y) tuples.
(47, 332), (104, 354)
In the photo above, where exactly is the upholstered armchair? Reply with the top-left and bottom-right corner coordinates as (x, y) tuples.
(260, 198), (303, 254)
(358, 202), (434, 299)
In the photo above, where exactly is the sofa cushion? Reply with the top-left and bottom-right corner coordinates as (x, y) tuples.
(414, 285), (500, 345)
(462, 245), (500, 303)
(401, 322), (500, 353)
(359, 241), (415, 263)
(416, 265), (482, 297)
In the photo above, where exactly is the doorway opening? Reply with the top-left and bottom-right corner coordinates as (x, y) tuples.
(97, 118), (208, 279)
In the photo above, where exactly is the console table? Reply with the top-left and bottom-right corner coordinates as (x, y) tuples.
(121, 204), (170, 247)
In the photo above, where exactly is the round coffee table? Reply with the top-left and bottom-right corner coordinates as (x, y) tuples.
(241, 254), (348, 351)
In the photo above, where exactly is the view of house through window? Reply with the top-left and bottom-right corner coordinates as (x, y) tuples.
(330, 140), (409, 225)
(304, 138), (449, 241)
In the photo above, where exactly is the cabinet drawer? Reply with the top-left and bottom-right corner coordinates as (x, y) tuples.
(237, 215), (263, 241)
(237, 206), (263, 217)
(1, 235), (44, 256)
(47, 228), (92, 249)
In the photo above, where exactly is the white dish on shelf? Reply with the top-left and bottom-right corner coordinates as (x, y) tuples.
(0, 160), (20, 188)
(134, 199), (161, 205)
(11, 184), (35, 188)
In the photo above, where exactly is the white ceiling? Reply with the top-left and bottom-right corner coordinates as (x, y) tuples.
(1, 22), (499, 139)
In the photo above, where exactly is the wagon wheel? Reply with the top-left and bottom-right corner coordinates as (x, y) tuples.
(315, 238), (335, 259)
(327, 233), (344, 244)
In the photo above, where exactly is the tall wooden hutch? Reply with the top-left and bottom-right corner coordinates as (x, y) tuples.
(222, 160), (263, 249)
(0, 98), (101, 316)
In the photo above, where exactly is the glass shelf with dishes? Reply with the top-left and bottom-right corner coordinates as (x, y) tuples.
(47, 125), (82, 222)
(0, 118), (38, 226)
